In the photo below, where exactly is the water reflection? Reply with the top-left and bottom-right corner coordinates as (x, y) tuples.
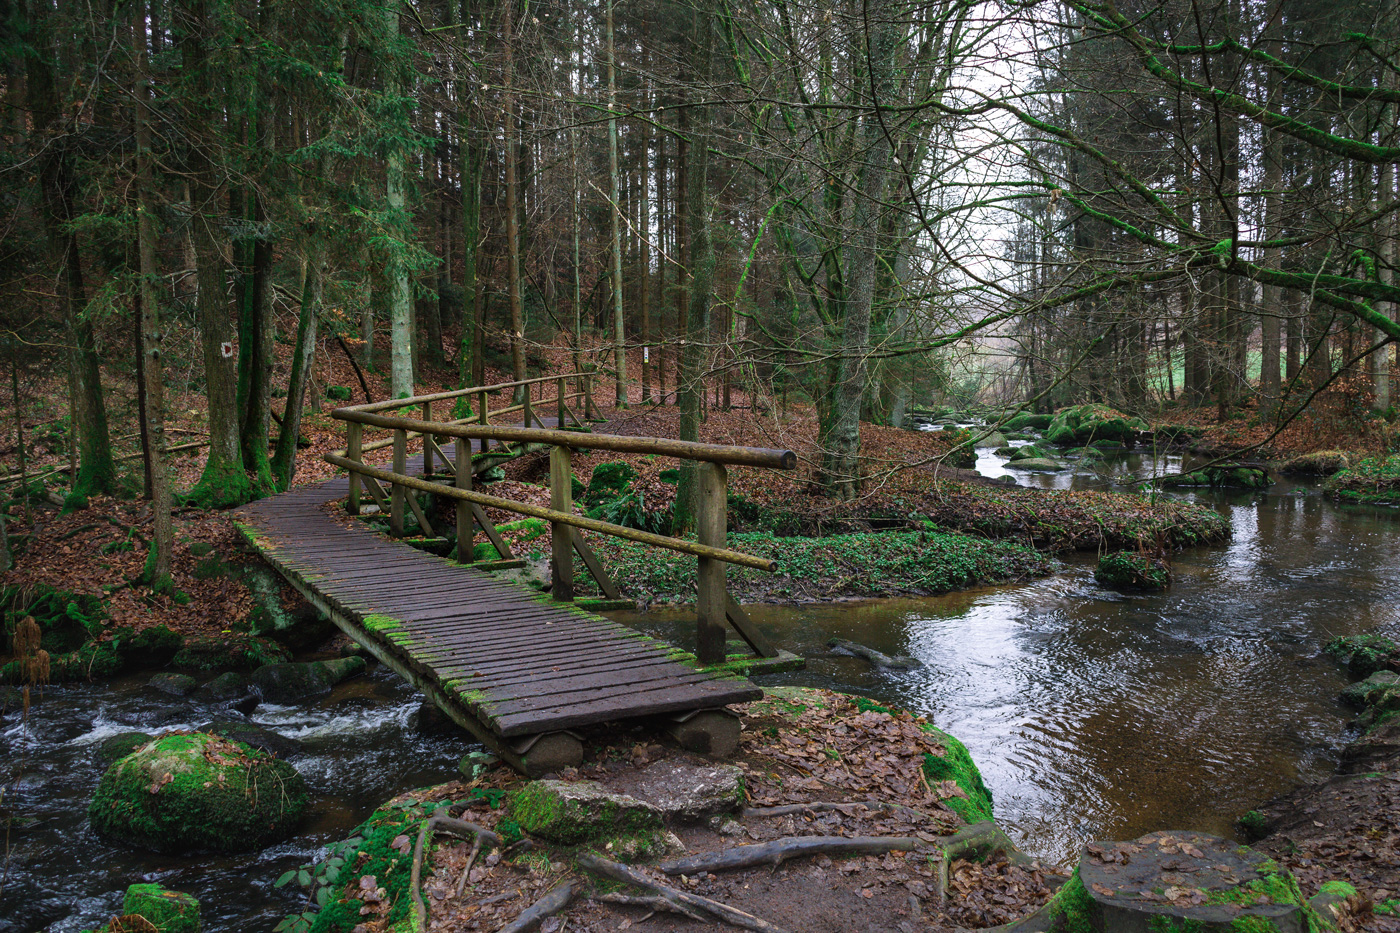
(612, 451), (1400, 865)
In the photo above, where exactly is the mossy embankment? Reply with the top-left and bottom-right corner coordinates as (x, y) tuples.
(589, 528), (1053, 604)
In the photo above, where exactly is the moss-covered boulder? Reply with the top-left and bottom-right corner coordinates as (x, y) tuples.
(197, 720), (303, 759)
(89, 731), (308, 854)
(1009, 444), (1049, 461)
(1324, 454), (1400, 505)
(1095, 552), (1170, 591)
(1279, 450), (1351, 477)
(1159, 466), (1271, 489)
(507, 779), (670, 859)
(1046, 404), (1149, 448)
(1005, 412), (1053, 431)
(1045, 833), (1312, 933)
(1325, 634), (1399, 679)
(1340, 670), (1400, 708)
(148, 673), (197, 697)
(122, 883), (200, 933)
(1006, 457), (1065, 472)
(97, 732), (154, 766)
(975, 431), (1008, 449)
(249, 657), (366, 704)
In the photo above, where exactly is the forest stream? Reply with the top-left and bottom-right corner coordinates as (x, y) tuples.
(5, 448), (1398, 931)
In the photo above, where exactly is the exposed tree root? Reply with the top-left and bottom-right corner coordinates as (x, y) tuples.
(929, 821), (1032, 903)
(496, 881), (575, 933)
(659, 835), (923, 876)
(578, 853), (791, 933)
(410, 816), (504, 929)
(455, 834), (484, 898)
(595, 892), (711, 923)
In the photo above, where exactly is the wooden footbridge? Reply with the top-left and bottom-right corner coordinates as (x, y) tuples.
(236, 373), (800, 774)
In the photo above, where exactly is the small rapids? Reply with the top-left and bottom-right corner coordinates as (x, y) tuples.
(1, 668), (469, 933)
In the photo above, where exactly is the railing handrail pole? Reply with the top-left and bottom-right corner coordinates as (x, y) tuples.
(332, 410), (797, 470)
(326, 453), (776, 571)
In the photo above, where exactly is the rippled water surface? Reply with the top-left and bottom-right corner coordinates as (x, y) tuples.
(615, 451), (1400, 864)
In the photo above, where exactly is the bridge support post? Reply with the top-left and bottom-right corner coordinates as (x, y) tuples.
(346, 423), (362, 515)
(695, 461), (728, 664)
(550, 445), (574, 601)
(557, 377), (565, 427)
(391, 428), (406, 537)
(455, 439), (474, 562)
(421, 401), (433, 475)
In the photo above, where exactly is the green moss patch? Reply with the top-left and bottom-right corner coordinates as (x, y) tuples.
(171, 634), (290, 675)
(507, 779), (665, 856)
(122, 883), (200, 933)
(1046, 404), (1149, 447)
(89, 731), (308, 855)
(591, 529), (1051, 605)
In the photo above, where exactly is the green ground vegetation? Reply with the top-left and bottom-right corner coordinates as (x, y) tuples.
(1324, 455), (1400, 505)
(1095, 552), (1171, 590)
(590, 529), (1052, 604)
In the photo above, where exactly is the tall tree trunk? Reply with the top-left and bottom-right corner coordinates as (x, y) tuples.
(272, 247), (324, 488)
(385, 4), (414, 399)
(674, 5), (710, 533)
(182, 0), (250, 508)
(27, 11), (115, 504)
(136, 0), (171, 586)
(607, 0), (628, 407)
(503, 0), (527, 399)
(818, 0), (897, 499)
(1260, 22), (1283, 414)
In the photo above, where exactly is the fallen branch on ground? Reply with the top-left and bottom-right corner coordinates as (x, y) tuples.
(578, 853), (790, 933)
(659, 835), (923, 876)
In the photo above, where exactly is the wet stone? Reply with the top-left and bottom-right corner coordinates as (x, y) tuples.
(198, 719), (303, 760)
(148, 673), (197, 698)
(628, 760), (745, 820)
(97, 732), (154, 766)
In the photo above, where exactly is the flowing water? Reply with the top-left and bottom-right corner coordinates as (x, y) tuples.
(1, 670), (467, 933)
(5, 445), (1399, 930)
(616, 446), (1400, 864)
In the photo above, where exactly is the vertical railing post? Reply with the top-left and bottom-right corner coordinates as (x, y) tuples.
(523, 381), (534, 429)
(346, 421), (362, 515)
(455, 432), (474, 562)
(422, 401), (433, 475)
(584, 373), (595, 420)
(549, 444), (574, 601)
(557, 376), (565, 427)
(478, 389), (489, 453)
(695, 461), (728, 664)
(391, 428), (407, 537)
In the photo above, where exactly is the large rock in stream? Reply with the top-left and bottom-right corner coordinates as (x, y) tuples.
(1039, 832), (1314, 933)
(89, 731), (308, 854)
(249, 657), (365, 704)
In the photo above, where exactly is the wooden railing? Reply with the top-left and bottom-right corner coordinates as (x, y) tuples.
(326, 379), (798, 664)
